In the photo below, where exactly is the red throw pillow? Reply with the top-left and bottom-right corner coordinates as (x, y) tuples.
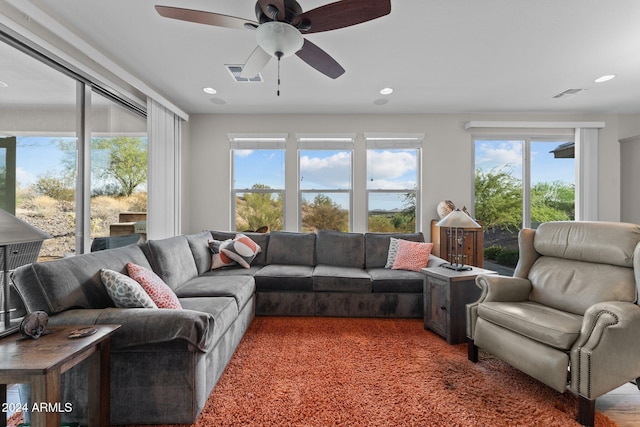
(126, 263), (182, 309)
(391, 239), (434, 272)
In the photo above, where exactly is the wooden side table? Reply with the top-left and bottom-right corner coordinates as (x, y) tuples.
(0, 324), (120, 427)
(422, 266), (495, 344)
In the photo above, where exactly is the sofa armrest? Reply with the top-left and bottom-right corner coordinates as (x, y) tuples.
(466, 275), (532, 339)
(48, 308), (215, 352)
(570, 301), (640, 398)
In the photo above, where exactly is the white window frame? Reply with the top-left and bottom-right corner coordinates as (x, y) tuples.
(229, 133), (287, 231)
(296, 133), (355, 232)
(473, 135), (577, 229)
(466, 121), (604, 221)
(364, 133), (424, 232)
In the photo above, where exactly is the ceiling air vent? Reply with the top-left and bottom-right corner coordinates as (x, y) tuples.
(225, 65), (263, 83)
(553, 88), (585, 99)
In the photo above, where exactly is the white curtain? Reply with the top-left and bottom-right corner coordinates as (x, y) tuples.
(575, 127), (599, 221)
(147, 99), (182, 239)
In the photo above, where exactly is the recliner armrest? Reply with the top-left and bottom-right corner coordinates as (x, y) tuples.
(570, 301), (640, 398)
(475, 274), (532, 303)
(466, 275), (531, 339)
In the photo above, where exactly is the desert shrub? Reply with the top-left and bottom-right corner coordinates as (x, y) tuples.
(32, 173), (75, 201)
(31, 195), (60, 217)
(484, 245), (504, 260)
(126, 192), (148, 212)
(496, 249), (520, 267)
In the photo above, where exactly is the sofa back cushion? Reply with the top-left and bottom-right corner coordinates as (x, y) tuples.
(266, 231), (316, 266)
(144, 236), (198, 290)
(364, 232), (425, 269)
(12, 245), (151, 315)
(316, 230), (364, 268)
(185, 231), (214, 275)
(528, 221), (640, 315)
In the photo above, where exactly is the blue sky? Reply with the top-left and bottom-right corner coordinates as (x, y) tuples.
(15, 136), (73, 187)
(475, 140), (575, 185)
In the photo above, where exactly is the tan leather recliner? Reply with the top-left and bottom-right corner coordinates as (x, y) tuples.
(467, 221), (640, 427)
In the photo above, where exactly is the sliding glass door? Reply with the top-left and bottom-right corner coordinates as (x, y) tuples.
(474, 138), (575, 257)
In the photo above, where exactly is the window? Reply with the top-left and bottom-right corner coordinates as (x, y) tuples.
(365, 134), (422, 232)
(1, 39), (78, 258)
(1, 34), (147, 258)
(230, 134), (286, 231)
(90, 91), (148, 244)
(474, 137), (575, 248)
(298, 135), (354, 232)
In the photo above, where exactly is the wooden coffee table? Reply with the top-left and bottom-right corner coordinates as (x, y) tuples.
(0, 324), (120, 427)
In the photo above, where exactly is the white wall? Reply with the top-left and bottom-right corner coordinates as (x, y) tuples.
(184, 113), (640, 238)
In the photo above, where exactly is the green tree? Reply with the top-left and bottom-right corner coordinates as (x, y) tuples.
(474, 167), (522, 230)
(302, 194), (348, 232)
(391, 192), (416, 232)
(236, 184), (283, 231)
(59, 137), (147, 197)
(531, 181), (575, 223)
(92, 137), (147, 196)
(368, 214), (395, 232)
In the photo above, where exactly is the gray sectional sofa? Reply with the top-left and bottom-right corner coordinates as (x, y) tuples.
(11, 229), (443, 425)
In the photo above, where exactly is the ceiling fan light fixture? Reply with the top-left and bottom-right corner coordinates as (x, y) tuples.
(256, 21), (303, 58)
(594, 74), (615, 83)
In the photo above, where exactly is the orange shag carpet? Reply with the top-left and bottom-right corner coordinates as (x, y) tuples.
(9, 317), (619, 427)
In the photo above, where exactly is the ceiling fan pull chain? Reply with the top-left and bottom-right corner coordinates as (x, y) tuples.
(276, 51), (283, 96)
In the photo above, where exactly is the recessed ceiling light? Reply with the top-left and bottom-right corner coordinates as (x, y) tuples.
(202, 87), (217, 95)
(380, 87), (393, 95)
(594, 75), (615, 83)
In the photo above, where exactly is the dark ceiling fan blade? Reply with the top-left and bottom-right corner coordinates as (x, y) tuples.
(295, 39), (345, 79)
(291, 0), (391, 34)
(155, 5), (258, 30)
(240, 46), (272, 79)
(257, 0), (286, 21)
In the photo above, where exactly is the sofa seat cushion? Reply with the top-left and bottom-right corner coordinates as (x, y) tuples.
(206, 265), (263, 277)
(367, 268), (423, 293)
(174, 275), (255, 312)
(179, 297), (239, 346)
(477, 301), (583, 350)
(312, 265), (371, 292)
(254, 264), (314, 291)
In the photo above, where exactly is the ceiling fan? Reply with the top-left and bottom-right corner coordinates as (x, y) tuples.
(155, 0), (391, 81)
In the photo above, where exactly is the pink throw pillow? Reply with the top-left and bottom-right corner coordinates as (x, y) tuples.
(126, 263), (182, 309)
(391, 239), (434, 272)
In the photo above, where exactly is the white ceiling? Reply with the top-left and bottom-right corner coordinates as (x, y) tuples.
(8, 0), (640, 115)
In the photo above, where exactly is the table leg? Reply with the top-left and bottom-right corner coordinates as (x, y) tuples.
(88, 339), (111, 427)
(30, 370), (61, 427)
